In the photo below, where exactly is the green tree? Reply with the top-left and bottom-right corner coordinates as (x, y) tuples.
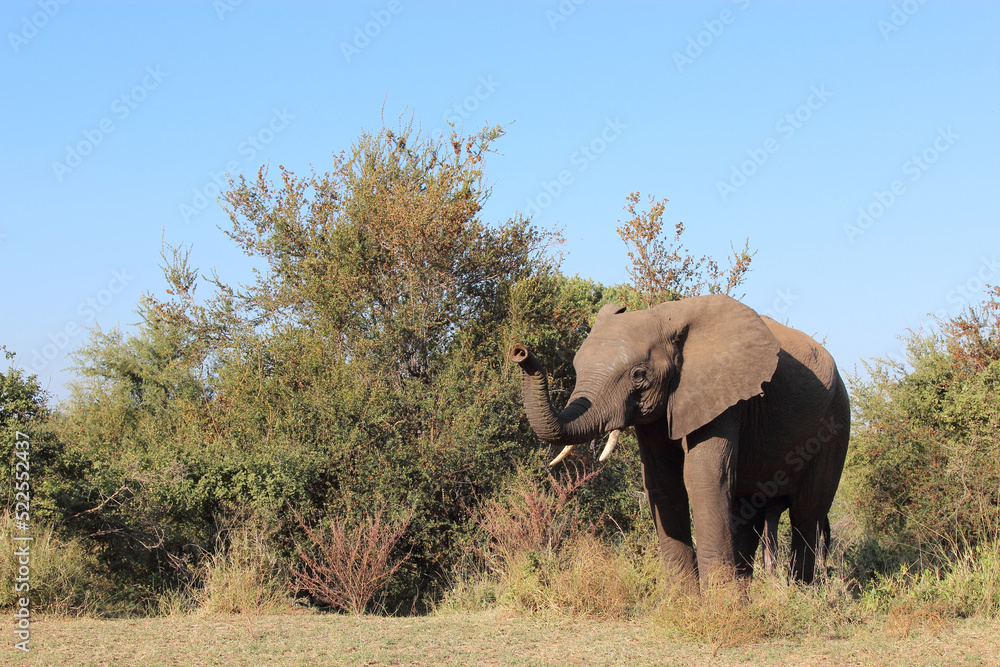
(45, 121), (769, 613)
(846, 287), (1000, 572)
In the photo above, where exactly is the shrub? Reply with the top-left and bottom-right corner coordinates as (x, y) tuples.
(474, 464), (602, 570)
(447, 463), (662, 618)
(290, 504), (413, 614)
(0, 513), (103, 615)
(845, 287), (1000, 572)
(193, 517), (294, 616)
(9, 122), (767, 616)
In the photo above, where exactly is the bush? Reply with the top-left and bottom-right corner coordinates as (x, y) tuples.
(0, 513), (104, 615)
(445, 464), (662, 618)
(845, 287), (1000, 573)
(290, 504), (413, 614)
(192, 517), (294, 616)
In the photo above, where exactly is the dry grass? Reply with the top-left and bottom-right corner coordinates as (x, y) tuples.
(12, 609), (1000, 667)
(653, 568), (860, 648)
(189, 519), (295, 617)
(449, 465), (665, 618)
(0, 512), (102, 616)
(446, 532), (663, 618)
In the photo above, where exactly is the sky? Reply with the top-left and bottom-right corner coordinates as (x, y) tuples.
(2, 0), (998, 402)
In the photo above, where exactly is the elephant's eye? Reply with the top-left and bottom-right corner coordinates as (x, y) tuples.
(630, 367), (649, 388)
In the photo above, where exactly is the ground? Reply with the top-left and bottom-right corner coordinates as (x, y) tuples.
(5, 610), (1000, 667)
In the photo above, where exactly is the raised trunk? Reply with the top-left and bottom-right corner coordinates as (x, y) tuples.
(509, 344), (604, 446)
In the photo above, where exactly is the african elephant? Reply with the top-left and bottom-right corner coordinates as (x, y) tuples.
(509, 294), (849, 590)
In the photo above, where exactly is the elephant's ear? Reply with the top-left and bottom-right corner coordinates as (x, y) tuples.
(594, 302), (626, 325)
(655, 295), (781, 440)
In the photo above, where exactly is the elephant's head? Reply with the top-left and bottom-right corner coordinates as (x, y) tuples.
(510, 294), (781, 456)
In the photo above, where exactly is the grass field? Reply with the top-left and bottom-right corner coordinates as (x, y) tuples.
(6, 610), (1000, 667)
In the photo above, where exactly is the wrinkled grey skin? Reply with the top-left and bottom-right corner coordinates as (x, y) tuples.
(510, 294), (850, 590)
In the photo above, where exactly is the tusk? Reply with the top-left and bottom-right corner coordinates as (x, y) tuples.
(548, 445), (574, 466)
(598, 430), (621, 462)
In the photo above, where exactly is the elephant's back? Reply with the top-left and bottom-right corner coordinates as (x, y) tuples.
(735, 316), (849, 496)
(759, 316), (839, 392)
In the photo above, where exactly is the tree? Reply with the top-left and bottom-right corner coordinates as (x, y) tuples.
(615, 192), (754, 308)
(846, 287), (1000, 567)
(211, 120), (558, 383)
(1, 347), (47, 438)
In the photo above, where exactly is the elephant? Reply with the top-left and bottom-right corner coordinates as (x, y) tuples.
(509, 294), (849, 590)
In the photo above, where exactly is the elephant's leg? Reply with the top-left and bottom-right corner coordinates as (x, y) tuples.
(762, 498), (788, 572)
(733, 496), (787, 578)
(731, 498), (764, 580)
(788, 514), (826, 583)
(682, 408), (740, 586)
(636, 425), (697, 594)
(788, 381), (850, 582)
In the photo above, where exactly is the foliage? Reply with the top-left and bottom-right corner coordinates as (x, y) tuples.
(2, 119), (829, 620)
(30, 121), (601, 613)
(1, 346), (47, 433)
(1, 348), (72, 526)
(859, 540), (1000, 623)
(473, 463), (603, 572)
(0, 512), (105, 615)
(615, 192), (754, 308)
(845, 286), (1000, 574)
(446, 465), (661, 618)
(290, 504), (413, 614)
(193, 516), (294, 616)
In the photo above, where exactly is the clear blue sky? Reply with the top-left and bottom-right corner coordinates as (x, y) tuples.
(2, 0), (998, 401)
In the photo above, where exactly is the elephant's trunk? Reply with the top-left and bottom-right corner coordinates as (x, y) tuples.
(509, 344), (603, 447)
